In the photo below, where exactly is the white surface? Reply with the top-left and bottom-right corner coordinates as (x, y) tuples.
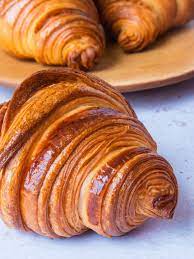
(0, 79), (194, 259)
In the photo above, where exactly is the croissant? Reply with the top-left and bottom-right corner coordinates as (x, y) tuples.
(0, 69), (178, 238)
(0, 0), (105, 70)
(95, 0), (194, 51)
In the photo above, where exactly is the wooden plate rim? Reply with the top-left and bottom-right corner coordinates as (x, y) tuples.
(1, 68), (193, 93)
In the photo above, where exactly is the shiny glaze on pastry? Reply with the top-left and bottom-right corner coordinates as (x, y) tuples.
(0, 69), (178, 237)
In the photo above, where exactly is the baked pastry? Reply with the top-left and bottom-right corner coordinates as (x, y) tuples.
(0, 69), (178, 238)
(95, 0), (194, 51)
(0, 0), (105, 70)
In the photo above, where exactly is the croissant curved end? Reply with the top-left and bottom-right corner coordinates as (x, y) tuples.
(67, 45), (101, 70)
(153, 195), (176, 219)
(137, 174), (178, 220)
(0, 69), (178, 238)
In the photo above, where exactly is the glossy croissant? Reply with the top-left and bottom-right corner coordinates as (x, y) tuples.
(96, 0), (194, 51)
(0, 0), (105, 70)
(0, 69), (178, 238)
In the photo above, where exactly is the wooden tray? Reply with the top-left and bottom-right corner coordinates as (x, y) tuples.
(0, 21), (194, 92)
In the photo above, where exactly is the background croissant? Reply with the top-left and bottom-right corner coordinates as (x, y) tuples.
(0, 0), (105, 70)
(0, 69), (178, 238)
(96, 0), (194, 52)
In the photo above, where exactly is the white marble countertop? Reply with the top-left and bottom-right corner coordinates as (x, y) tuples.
(0, 79), (193, 259)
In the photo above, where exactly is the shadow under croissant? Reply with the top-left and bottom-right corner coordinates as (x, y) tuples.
(92, 41), (122, 72)
(0, 68), (178, 238)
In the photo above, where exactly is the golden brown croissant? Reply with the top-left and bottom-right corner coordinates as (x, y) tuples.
(95, 0), (194, 51)
(0, 0), (105, 70)
(0, 69), (178, 238)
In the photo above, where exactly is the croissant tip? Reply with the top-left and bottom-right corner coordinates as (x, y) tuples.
(152, 194), (176, 220)
(155, 208), (175, 220)
(137, 187), (177, 220)
(68, 46), (99, 70)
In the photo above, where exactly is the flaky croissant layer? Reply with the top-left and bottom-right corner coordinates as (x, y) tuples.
(0, 0), (105, 70)
(96, 0), (194, 51)
(0, 69), (178, 238)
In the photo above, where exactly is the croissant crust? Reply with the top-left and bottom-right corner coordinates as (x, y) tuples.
(96, 0), (194, 51)
(0, 0), (105, 70)
(0, 68), (178, 238)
